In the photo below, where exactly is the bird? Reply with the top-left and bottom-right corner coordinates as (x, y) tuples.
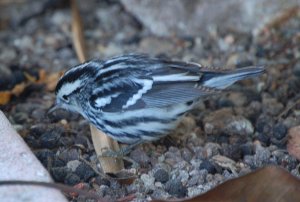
(51, 53), (264, 156)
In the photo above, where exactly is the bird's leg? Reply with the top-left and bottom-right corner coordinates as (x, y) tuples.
(100, 139), (144, 158)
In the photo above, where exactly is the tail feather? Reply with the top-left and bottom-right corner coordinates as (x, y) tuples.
(201, 66), (265, 89)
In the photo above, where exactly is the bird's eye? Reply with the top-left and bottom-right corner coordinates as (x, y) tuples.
(62, 95), (69, 101)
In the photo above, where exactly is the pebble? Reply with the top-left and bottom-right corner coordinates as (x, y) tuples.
(187, 186), (204, 197)
(256, 133), (270, 146)
(204, 108), (254, 136)
(94, 176), (111, 187)
(151, 189), (169, 200)
(177, 170), (190, 184)
(12, 112), (28, 124)
(212, 155), (237, 176)
(273, 123), (287, 140)
(240, 143), (254, 156)
(262, 97), (284, 116)
(129, 148), (150, 167)
(203, 143), (221, 158)
(75, 162), (96, 181)
(51, 166), (69, 182)
(64, 173), (81, 186)
(39, 128), (62, 149)
(256, 114), (274, 134)
(187, 170), (206, 186)
(52, 158), (65, 167)
(292, 61), (300, 77)
(153, 168), (169, 183)
(221, 144), (242, 161)
(66, 160), (81, 172)
(141, 174), (155, 191)
(35, 149), (55, 168)
(165, 179), (187, 197)
(253, 144), (271, 167)
(181, 148), (193, 162)
(199, 160), (217, 174)
(58, 148), (80, 163)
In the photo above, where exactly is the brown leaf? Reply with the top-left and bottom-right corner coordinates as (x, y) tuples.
(0, 92), (11, 105)
(153, 166), (300, 202)
(287, 125), (300, 160)
(44, 71), (64, 91)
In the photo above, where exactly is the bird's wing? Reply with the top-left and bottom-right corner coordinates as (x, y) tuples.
(89, 57), (220, 112)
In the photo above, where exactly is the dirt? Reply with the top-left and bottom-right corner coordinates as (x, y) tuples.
(0, 1), (300, 201)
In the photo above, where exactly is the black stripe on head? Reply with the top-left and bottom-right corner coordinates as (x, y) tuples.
(55, 64), (97, 94)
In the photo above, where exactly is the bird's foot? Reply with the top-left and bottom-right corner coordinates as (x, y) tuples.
(100, 146), (132, 158)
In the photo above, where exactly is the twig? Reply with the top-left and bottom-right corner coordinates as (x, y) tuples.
(70, 0), (124, 173)
(277, 99), (300, 120)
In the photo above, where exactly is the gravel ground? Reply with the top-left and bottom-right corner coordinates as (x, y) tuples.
(1, 1), (300, 201)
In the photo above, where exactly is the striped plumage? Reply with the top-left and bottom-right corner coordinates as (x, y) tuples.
(54, 54), (264, 144)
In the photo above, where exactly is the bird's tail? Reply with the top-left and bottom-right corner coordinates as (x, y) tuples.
(201, 66), (265, 89)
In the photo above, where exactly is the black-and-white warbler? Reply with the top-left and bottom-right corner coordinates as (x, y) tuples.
(52, 54), (264, 148)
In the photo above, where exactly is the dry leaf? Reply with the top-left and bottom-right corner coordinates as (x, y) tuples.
(287, 126), (300, 160)
(0, 92), (11, 105)
(153, 166), (300, 202)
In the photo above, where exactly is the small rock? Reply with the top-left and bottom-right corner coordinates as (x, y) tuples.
(273, 123), (287, 140)
(187, 186), (204, 198)
(58, 148), (80, 163)
(165, 179), (187, 197)
(226, 92), (249, 107)
(141, 174), (155, 191)
(212, 155), (237, 176)
(253, 143), (271, 167)
(292, 61), (300, 77)
(129, 148), (150, 167)
(262, 97), (284, 116)
(225, 116), (254, 135)
(75, 162), (96, 181)
(51, 167), (69, 182)
(256, 133), (270, 146)
(204, 108), (254, 136)
(52, 158), (65, 167)
(151, 189), (169, 200)
(243, 155), (256, 168)
(256, 114), (274, 134)
(12, 112), (28, 124)
(177, 170), (190, 184)
(153, 168), (169, 183)
(221, 144), (242, 161)
(59, 136), (74, 147)
(181, 148), (193, 162)
(39, 128), (63, 149)
(287, 126), (300, 160)
(66, 160), (81, 172)
(35, 149), (55, 168)
(188, 170), (206, 186)
(64, 173), (81, 186)
(203, 143), (221, 158)
(94, 176), (111, 187)
(199, 160), (217, 174)
(240, 143), (254, 156)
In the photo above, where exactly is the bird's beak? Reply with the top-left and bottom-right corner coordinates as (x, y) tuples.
(47, 103), (64, 115)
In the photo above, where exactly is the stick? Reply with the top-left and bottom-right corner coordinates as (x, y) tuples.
(70, 0), (124, 173)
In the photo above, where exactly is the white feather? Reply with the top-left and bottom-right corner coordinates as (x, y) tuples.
(57, 79), (82, 98)
(153, 73), (199, 82)
(123, 79), (153, 109)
